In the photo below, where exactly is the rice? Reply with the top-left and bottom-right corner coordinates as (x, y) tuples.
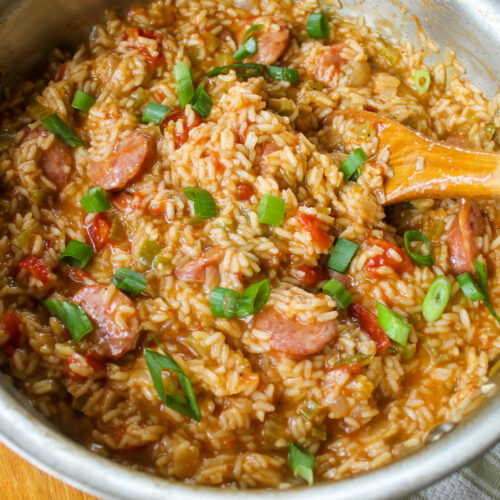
(0, 0), (499, 489)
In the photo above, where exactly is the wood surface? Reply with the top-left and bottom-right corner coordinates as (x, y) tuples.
(0, 442), (99, 500)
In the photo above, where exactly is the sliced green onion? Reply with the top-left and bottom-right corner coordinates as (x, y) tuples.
(475, 259), (500, 324)
(41, 299), (92, 342)
(191, 87), (212, 118)
(210, 287), (240, 319)
(328, 238), (359, 273)
(322, 279), (352, 309)
(404, 230), (434, 266)
(242, 24), (264, 43)
(141, 102), (170, 124)
(112, 267), (146, 295)
(257, 194), (286, 226)
(288, 442), (315, 485)
(60, 240), (94, 269)
(237, 279), (271, 317)
(306, 12), (331, 39)
(80, 187), (111, 213)
(207, 63), (266, 79)
(340, 148), (368, 182)
(414, 69), (431, 94)
(268, 66), (299, 83)
(377, 302), (411, 346)
(144, 340), (201, 421)
(422, 276), (451, 322)
(184, 187), (217, 219)
(71, 90), (96, 113)
(174, 61), (195, 109)
(41, 114), (85, 147)
(456, 272), (484, 302)
(233, 36), (258, 61)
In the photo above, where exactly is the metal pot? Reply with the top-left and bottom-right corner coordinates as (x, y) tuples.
(0, 1), (499, 498)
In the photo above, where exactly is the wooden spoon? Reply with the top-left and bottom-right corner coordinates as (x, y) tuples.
(332, 109), (500, 205)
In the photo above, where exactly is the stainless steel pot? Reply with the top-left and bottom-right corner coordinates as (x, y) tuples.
(0, 1), (499, 498)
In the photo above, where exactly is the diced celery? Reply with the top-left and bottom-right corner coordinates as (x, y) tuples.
(299, 399), (322, 420)
(17, 223), (41, 248)
(138, 239), (161, 267)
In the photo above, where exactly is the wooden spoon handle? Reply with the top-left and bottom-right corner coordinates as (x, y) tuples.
(333, 110), (500, 204)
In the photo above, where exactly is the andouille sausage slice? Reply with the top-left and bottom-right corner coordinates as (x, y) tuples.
(21, 128), (72, 188)
(447, 199), (483, 275)
(73, 285), (139, 359)
(254, 307), (337, 356)
(89, 131), (154, 190)
(175, 247), (225, 283)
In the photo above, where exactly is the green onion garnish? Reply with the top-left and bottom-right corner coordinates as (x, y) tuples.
(144, 339), (201, 421)
(422, 276), (451, 322)
(306, 12), (331, 39)
(257, 193), (286, 226)
(475, 260), (500, 324)
(456, 272), (484, 302)
(80, 187), (111, 213)
(377, 302), (411, 346)
(233, 37), (258, 61)
(41, 299), (93, 342)
(403, 230), (434, 266)
(241, 24), (263, 43)
(112, 267), (146, 295)
(328, 238), (359, 273)
(268, 66), (299, 83)
(191, 86), (213, 118)
(60, 240), (94, 269)
(207, 63), (266, 79)
(210, 287), (240, 319)
(141, 102), (170, 124)
(174, 61), (195, 109)
(340, 148), (368, 182)
(322, 279), (352, 309)
(184, 187), (217, 219)
(414, 69), (431, 94)
(288, 442), (315, 485)
(41, 114), (85, 147)
(237, 279), (271, 317)
(71, 90), (96, 113)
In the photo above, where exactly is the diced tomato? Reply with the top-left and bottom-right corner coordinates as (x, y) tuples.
(297, 213), (331, 250)
(291, 265), (328, 286)
(18, 256), (51, 284)
(1, 312), (22, 356)
(365, 237), (414, 277)
(330, 362), (361, 375)
(236, 183), (254, 201)
(348, 302), (390, 352)
(84, 351), (106, 372)
(86, 213), (111, 251)
(113, 191), (143, 215)
(121, 27), (164, 68)
(163, 109), (201, 148)
(67, 266), (89, 284)
(212, 151), (224, 174)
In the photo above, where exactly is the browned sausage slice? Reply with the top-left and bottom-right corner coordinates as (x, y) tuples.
(22, 128), (72, 188)
(447, 199), (482, 275)
(254, 307), (337, 356)
(175, 247), (224, 283)
(72, 285), (139, 359)
(315, 44), (345, 86)
(89, 132), (154, 190)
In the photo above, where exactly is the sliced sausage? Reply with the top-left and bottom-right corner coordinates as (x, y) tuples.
(175, 247), (224, 283)
(21, 128), (72, 188)
(254, 307), (337, 356)
(239, 17), (290, 65)
(89, 132), (154, 190)
(447, 199), (482, 275)
(72, 285), (139, 359)
(315, 44), (345, 87)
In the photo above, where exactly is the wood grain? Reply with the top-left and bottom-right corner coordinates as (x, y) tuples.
(0, 442), (99, 500)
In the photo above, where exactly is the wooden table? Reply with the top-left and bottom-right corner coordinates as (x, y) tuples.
(0, 442), (98, 499)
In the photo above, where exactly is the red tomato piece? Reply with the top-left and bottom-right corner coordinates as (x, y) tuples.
(236, 183), (254, 201)
(297, 213), (331, 250)
(291, 265), (328, 286)
(18, 256), (51, 284)
(121, 27), (164, 68)
(163, 109), (201, 148)
(348, 302), (390, 352)
(365, 237), (414, 277)
(67, 266), (89, 284)
(1, 311), (22, 356)
(87, 213), (111, 251)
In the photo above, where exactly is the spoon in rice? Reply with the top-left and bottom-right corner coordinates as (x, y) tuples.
(333, 109), (500, 205)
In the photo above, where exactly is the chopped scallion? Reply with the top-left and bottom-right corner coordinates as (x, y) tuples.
(288, 442), (315, 485)
(306, 12), (330, 39)
(112, 267), (146, 295)
(257, 193), (286, 226)
(207, 63), (266, 79)
(141, 102), (170, 124)
(377, 302), (411, 346)
(322, 278), (353, 309)
(41, 114), (85, 147)
(475, 259), (500, 324)
(71, 90), (96, 113)
(268, 65), (299, 83)
(403, 230), (434, 266)
(184, 187), (217, 219)
(210, 287), (240, 319)
(414, 69), (431, 94)
(60, 240), (94, 269)
(41, 299), (92, 342)
(456, 272), (484, 302)
(340, 148), (368, 181)
(80, 187), (111, 213)
(191, 87), (212, 118)
(327, 238), (359, 273)
(233, 36), (258, 61)
(422, 276), (451, 322)
(237, 279), (270, 317)
(174, 61), (195, 109)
